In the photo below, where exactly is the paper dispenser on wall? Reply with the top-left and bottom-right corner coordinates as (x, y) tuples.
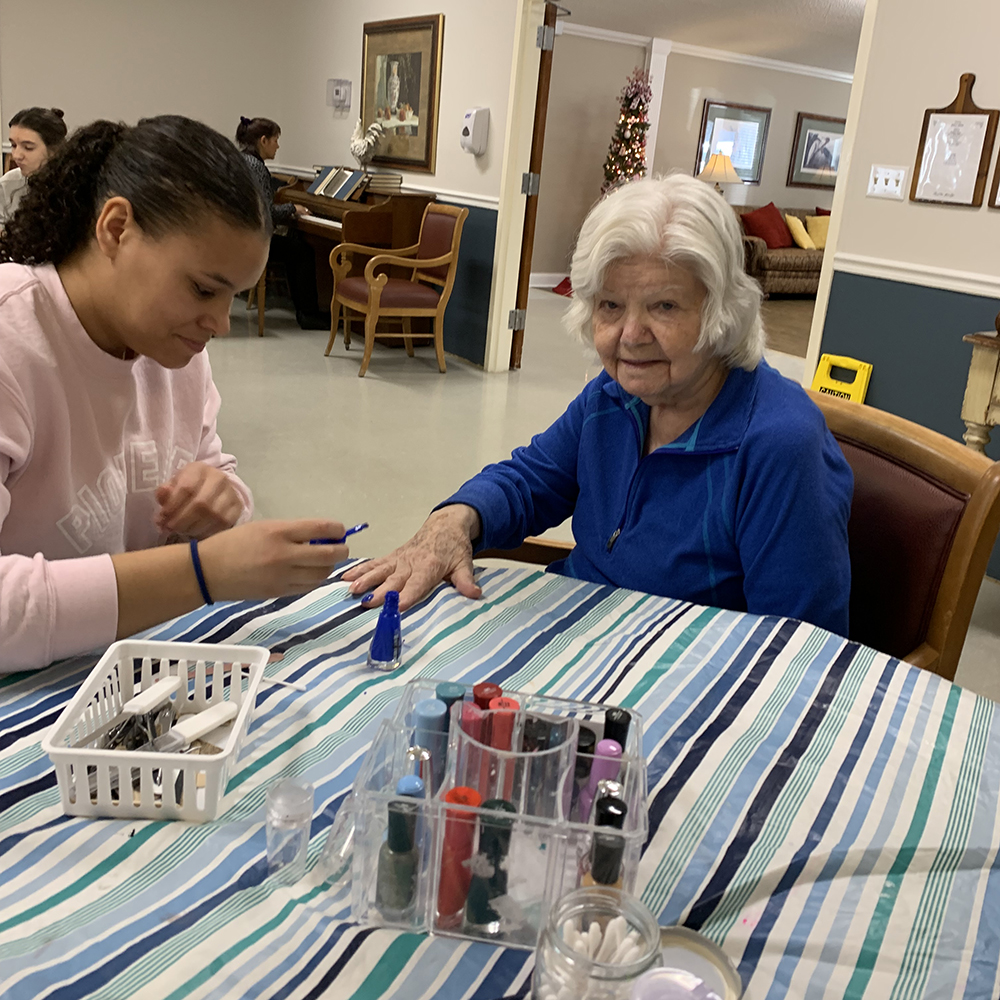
(460, 108), (489, 156)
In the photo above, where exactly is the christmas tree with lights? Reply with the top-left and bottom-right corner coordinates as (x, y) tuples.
(601, 68), (653, 195)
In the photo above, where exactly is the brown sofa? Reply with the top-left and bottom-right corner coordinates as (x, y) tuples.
(733, 206), (824, 296)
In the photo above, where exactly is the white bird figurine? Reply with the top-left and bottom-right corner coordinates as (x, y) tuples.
(350, 118), (384, 174)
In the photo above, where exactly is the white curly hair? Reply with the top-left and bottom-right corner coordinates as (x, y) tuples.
(563, 173), (765, 371)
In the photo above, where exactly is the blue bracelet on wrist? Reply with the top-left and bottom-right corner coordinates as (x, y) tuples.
(189, 539), (214, 605)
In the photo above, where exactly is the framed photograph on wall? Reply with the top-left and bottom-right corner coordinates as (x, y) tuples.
(695, 101), (771, 185)
(361, 14), (444, 174)
(787, 113), (846, 189)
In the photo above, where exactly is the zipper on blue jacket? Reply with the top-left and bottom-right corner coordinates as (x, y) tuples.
(608, 401), (646, 553)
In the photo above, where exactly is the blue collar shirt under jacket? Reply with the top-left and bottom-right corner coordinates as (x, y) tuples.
(445, 362), (853, 636)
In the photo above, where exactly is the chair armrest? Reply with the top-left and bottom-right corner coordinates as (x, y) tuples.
(477, 536), (575, 565)
(364, 250), (454, 281)
(903, 641), (940, 671)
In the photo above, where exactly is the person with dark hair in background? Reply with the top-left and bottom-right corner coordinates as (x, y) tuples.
(236, 115), (328, 330)
(0, 115), (351, 672)
(1, 107), (68, 224)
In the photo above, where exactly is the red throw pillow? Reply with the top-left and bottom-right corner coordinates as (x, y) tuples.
(740, 203), (794, 249)
(815, 206), (832, 216)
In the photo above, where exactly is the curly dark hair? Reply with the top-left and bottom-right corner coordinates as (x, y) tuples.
(235, 116), (280, 155)
(9, 107), (68, 149)
(0, 115), (268, 266)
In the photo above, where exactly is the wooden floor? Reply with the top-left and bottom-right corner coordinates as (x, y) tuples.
(761, 297), (814, 358)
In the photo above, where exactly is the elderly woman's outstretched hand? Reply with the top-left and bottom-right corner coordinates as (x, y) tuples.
(343, 504), (483, 611)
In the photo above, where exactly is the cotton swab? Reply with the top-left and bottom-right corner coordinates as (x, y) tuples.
(260, 676), (307, 692)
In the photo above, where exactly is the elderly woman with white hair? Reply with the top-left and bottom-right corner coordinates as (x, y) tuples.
(344, 174), (853, 634)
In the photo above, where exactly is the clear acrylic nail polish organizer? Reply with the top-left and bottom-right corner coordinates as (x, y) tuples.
(340, 678), (648, 950)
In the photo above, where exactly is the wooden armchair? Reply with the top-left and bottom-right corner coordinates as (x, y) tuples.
(479, 394), (1000, 681)
(324, 202), (469, 376)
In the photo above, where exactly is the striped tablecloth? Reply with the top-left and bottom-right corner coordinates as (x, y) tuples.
(3, 565), (1000, 1000)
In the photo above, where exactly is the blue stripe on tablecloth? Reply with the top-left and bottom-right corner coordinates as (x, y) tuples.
(25, 855), (273, 1000)
(296, 926), (379, 1000)
(684, 640), (857, 929)
(797, 669), (939, 998)
(0, 814), (65, 861)
(737, 657), (895, 978)
(927, 708), (1000, 999)
(0, 702), (66, 752)
(760, 663), (921, 999)
(0, 770), (56, 815)
(644, 617), (796, 849)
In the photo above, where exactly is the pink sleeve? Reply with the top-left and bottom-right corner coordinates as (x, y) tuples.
(0, 388), (118, 673)
(197, 362), (254, 525)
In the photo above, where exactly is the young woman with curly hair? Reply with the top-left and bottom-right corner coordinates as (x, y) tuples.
(235, 115), (327, 330)
(1, 107), (68, 224)
(0, 115), (350, 672)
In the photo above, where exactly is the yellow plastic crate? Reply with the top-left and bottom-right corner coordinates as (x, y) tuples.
(810, 354), (872, 403)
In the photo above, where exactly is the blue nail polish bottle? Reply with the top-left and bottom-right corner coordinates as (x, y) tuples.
(368, 591), (402, 671)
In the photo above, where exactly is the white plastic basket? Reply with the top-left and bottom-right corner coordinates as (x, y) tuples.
(42, 640), (268, 822)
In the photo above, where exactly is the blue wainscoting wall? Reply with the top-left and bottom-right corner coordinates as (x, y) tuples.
(442, 205), (498, 367)
(821, 270), (1000, 575)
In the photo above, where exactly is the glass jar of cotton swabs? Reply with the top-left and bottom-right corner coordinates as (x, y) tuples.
(532, 887), (662, 1000)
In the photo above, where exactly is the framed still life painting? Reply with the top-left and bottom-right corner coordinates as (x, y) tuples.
(695, 101), (771, 185)
(787, 113), (846, 189)
(361, 14), (444, 173)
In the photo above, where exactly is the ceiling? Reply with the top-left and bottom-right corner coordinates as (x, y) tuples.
(562, 0), (866, 74)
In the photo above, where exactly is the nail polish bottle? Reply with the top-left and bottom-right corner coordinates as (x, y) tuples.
(582, 832), (625, 889)
(367, 591), (402, 671)
(436, 785), (483, 928)
(472, 682), (502, 710)
(602, 707), (632, 753)
(375, 799), (419, 919)
(413, 698), (448, 795)
(571, 725), (598, 815)
(463, 798), (516, 938)
(594, 793), (628, 830)
(435, 681), (466, 730)
(395, 774), (425, 799)
(578, 738), (623, 823)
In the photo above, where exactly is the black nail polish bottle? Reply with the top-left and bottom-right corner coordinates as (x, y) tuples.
(463, 798), (515, 937)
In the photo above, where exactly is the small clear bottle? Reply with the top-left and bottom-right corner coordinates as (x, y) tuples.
(265, 777), (315, 883)
(532, 887), (662, 1000)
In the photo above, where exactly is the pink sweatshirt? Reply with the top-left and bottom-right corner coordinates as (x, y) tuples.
(0, 263), (253, 672)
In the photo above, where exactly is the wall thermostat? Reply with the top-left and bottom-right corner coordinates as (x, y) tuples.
(327, 79), (352, 111)
(460, 107), (489, 156)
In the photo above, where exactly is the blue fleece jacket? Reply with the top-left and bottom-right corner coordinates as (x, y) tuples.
(446, 362), (853, 635)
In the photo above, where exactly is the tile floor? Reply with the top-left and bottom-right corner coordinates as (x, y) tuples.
(209, 289), (999, 701)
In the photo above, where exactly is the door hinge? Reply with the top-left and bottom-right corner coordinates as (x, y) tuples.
(521, 172), (541, 196)
(508, 308), (527, 330)
(536, 24), (555, 50)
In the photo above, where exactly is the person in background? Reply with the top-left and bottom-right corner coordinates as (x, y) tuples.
(345, 173), (854, 636)
(236, 115), (328, 330)
(0, 115), (349, 673)
(0, 107), (68, 225)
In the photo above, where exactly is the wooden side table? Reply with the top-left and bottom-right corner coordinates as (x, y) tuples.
(961, 311), (1000, 453)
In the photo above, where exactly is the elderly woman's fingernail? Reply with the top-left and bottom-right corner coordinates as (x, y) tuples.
(361, 593), (373, 604)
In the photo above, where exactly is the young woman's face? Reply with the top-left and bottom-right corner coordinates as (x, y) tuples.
(258, 133), (280, 160)
(110, 210), (269, 368)
(9, 125), (50, 176)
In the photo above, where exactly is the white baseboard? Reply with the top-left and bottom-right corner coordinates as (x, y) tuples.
(833, 253), (1000, 300)
(529, 272), (569, 288)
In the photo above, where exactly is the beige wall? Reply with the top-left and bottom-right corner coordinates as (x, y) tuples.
(653, 53), (851, 211)
(531, 33), (647, 275)
(831, 0), (1000, 277)
(275, 0), (516, 199)
(0, 0), (289, 149)
(0, 0), (518, 200)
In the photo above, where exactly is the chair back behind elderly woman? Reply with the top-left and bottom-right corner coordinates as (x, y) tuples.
(809, 390), (1000, 681)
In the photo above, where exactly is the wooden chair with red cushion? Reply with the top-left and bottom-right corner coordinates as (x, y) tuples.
(481, 394), (1000, 682)
(325, 203), (469, 376)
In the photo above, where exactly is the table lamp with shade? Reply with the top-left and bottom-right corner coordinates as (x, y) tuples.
(697, 152), (743, 196)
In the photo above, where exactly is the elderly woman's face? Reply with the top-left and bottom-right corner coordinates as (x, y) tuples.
(592, 256), (723, 407)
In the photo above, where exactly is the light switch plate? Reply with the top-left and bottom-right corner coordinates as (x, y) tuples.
(867, 165), (907, 199)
